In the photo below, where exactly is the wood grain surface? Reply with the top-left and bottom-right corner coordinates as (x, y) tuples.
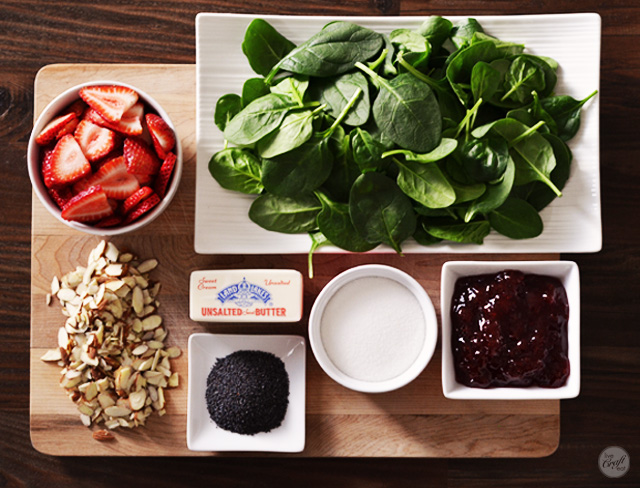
(29, 63), (558, 457)
(2, 0), (640, 486)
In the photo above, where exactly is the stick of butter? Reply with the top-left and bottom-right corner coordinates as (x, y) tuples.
(189, 269), (303, 322)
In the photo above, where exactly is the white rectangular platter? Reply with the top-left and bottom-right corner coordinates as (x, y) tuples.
(195, 13), (601, 254)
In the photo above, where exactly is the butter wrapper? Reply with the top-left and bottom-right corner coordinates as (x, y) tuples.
(190, 269), (303, 322)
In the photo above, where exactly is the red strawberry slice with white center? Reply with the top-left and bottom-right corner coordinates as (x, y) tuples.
(122, 186), (154, 214)
(55, 116), (79, 140)
(35, 112), (77, 145)
(74, 155), (140, 200)
(123, 193), (161, 225)
(85, 103), (144, 136)
(48, 186), (73, 210)
(43, 134), (91, 188)
(79, 85), (138, 123)
(65, 99), (87, 119)
(74, 119), (116, 163)
(154, 152), (176, 199)
(61, 185), (114, 223)
(145, 113), (176, 159)
(123, 137), (160, 175)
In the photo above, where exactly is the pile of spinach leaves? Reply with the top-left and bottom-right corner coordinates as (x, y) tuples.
(210, 17), (596, 264)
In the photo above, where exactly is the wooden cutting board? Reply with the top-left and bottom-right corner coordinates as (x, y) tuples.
(30, 63), (560, 457)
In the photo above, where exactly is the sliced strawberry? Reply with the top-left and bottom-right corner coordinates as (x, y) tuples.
(48, 186), (74, 210)
(132, 172), (154, 186)
(55, 116), (79, 140)
(123, 193), (161, 225)
(85, 103), (144, 136)
(41, 146), (56, 188)
(79, 85), (138, 123)
(65, 99), (87, 119)
(122, 186), (154, 214)
(95, 214), (124, 228)
(74, 120), (116, 163)
(75, 156), (140, 200)
(154, 152), (176, 199)
(43, 135), (91, 188)
(123, 137), (160, 175)
(61, 185), (114, 223)
(35, 112), (77, 145)
(145, 114), (176, 159)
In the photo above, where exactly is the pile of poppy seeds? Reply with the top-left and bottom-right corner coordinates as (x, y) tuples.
(205, 350), (290, 435)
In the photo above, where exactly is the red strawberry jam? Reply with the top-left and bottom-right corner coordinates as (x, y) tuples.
(451, 270), (570, 388)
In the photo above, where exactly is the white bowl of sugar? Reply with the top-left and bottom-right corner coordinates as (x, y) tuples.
(308, 265), (438, 393)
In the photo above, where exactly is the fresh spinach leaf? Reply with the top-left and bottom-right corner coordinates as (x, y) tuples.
(349, 172), (417, 253)
(501, 56), (547, 105)
(270, 75), (309, 106)
(249, 192), (321, 234)
(351, 128), (389, 173)
(415, 16), (453, 52)
(261, 136), (333, 196)
(315, 191), (378, 252)
(464, 155), (515, 221)
(358, 67), (442, 153)
(471, 61), (501, 104)
(242, 19), (296, 77)
(382, 137), (458, 163)
(488, 196), (543, 239)
(214, 94), (242, 132)
(446, 40), (524, 105)
(395, 158), (457, 209)
(451, 18), (485, 51)
(391, 28), (431, 54)
(459, 137), (509, 182)
(413, 222), (443, 245)
(450, 180), (486, 204)
(257, 109), (315, 158)
(472, 118), (560, 195)
(423, 219), (491, 244)
(224, 93), (293, 145)
(322, 129), (360, 202)
(267, 22), (384, 82)
(540, 90), (598, 141)
(517, 133), (572, 211)
(312, 72), (370, 126)
(208, 148), (263, 194)
(242, 78), (270, 107)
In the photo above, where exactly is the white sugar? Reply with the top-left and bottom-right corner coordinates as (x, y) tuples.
(320, 277), (426, 382)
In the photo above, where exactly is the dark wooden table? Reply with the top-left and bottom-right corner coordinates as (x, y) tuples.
(1, 1), (638, 486)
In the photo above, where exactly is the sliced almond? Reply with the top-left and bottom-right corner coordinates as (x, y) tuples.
(104, 264), (124, 277)
(128, 389), (146, 411)
(141, 315), (162, 331)
(51, 276), (60, 295)
(132, 286), (144, 315)
(41, 349), (62, 362)
(136, 259), (158, 274)
(104, 405), (131, 418)
(165, 346), (181, 359)
(104, 241), (119, 262)
(57, 288), (76, 302)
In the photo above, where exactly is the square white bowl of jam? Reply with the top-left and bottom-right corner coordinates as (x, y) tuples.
(441, 261), (580, 400)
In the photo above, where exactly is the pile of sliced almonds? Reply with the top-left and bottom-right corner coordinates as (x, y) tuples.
(41, 240), (180, 433)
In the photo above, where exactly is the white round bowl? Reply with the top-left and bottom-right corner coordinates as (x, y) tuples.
(27, 80), (183, 236)
(309, 264), (438, 393)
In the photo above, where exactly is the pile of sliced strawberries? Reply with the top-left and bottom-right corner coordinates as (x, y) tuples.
(35, 85), (177, 227)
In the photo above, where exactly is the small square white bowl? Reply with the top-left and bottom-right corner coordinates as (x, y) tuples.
(441, 261), (580, 400)
(187, 333), (306, 452)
